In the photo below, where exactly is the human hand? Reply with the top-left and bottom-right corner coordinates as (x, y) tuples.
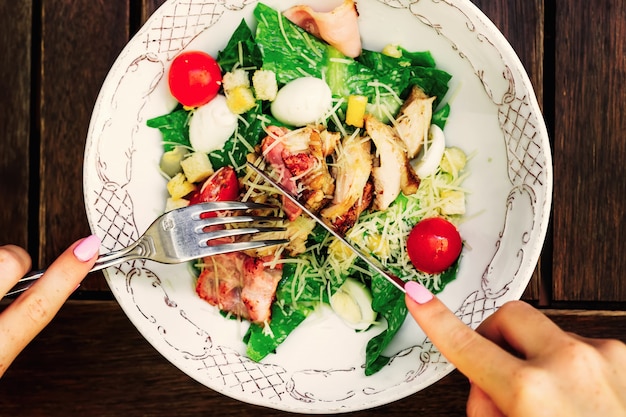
(0, 235), (100, 377)
(404, 281), (626, 417)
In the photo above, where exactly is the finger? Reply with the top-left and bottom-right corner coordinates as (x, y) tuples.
(404, 281), (523, 396)
(24, 234), (100, 300)
(466, 383), (506, 417)
(0, 245), (32, 296)
(0, 235), (100, 376)
(475, 300), (565, 359)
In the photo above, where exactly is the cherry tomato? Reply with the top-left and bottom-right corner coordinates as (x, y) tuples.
(406, 217), (462, 274)
(190, 166), (240, 217)
(168, 51), (222, 108)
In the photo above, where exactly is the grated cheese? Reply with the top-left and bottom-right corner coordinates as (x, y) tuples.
(277, 10), (294, 51)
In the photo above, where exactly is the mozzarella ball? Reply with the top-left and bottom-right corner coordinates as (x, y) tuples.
(189, 94), (238, 153)
(271, 77), (332, 126)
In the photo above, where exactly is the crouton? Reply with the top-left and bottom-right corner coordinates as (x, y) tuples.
(180, 152), (214, 183)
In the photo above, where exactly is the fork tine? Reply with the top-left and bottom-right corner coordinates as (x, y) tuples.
(192, 215), (284, 231)
(188, 201), (278, 219)
(197, 226), (286, 246)
(195, 239), (290, 258)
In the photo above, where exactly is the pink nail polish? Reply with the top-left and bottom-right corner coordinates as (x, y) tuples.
(405, 281), (434, 304)
(73, 234), (101, 262)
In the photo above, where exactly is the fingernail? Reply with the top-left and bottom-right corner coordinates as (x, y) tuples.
(73, 234), (101, 262)
(405, 280), (434, 304)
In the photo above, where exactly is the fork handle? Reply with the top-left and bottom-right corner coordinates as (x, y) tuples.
(7, 263), (106, 297)
(6, 242), (143, 297)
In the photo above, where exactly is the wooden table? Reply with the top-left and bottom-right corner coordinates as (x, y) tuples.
(1, 1), (625, 415)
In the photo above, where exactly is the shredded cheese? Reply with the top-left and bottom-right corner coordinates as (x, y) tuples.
(277, 10), (294, 51)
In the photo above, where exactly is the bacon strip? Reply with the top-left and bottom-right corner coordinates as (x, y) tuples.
(195, 252), (282, 324)
(261, 127), (303, 220)
(261, 126), (336, 220)
(196, 252), (248, 319)
(242, 257), (283, 323)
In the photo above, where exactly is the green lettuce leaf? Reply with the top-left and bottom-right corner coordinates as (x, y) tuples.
(245, 303), (309, 361)
(358, 49), (451, 106)
(432, 103), (451, 129)
(217, 18), (263, 72)
(146, 107), (191, 152)
(254, 3), (406, 100)
(364, 274), (407, 375)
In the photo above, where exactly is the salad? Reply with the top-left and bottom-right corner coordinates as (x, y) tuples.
(147, 1), (469, 376)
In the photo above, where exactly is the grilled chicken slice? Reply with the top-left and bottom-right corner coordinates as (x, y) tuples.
(321, 133), (373, 232)
(195, 252), (282, 324)
(319, 128), (340, 156)
(394, 86), (436, 159)
(326, 181), (374, 235)
(282, 126), (336, 213)
(365, 114), (420, 210)
(283, 0), (362, 58)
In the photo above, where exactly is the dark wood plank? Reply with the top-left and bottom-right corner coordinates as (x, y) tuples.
(38, 1), (130, 290)
(471, 0), (547, 302)
(2, 301), (626, 416)
(140, 0), (168, 24)
(553, 0), (626, 301)
(0, 2), (32, 248)
(546, 309), (626, 337)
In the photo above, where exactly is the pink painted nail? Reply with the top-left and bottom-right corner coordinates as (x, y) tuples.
(73, 234), (101, 262)
(405, 281), (434, 304)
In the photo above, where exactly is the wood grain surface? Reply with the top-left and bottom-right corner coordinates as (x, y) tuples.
(37, 1), (130, 290)
(1, 0), (626, 414)
(552, 0), (626, 301)
(0, 2), (32, 249)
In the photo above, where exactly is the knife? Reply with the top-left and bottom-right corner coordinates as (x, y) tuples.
(247, 162), (406, 292)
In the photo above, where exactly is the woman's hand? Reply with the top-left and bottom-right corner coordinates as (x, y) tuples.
(404, 281), (626, 417)
(0, 235), (100, 377)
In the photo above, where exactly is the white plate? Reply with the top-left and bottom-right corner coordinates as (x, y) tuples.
(84, 0), (552, 413)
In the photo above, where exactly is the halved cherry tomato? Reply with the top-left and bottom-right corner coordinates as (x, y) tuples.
(406, 217), (462, 274)
(168, 51), (222, 108)
(189, 166), (240, 217)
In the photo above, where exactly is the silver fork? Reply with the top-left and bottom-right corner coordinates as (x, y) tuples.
(7, 201), (289, 296)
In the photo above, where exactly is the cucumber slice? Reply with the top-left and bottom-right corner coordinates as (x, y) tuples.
(159, 146), (188, 177)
